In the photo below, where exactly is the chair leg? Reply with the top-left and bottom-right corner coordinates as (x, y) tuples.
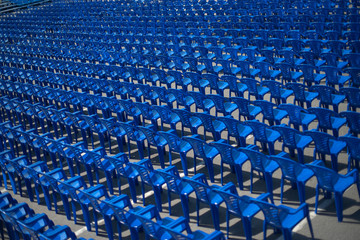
(210, 204), (220, 231)
(334, 192), (344, 222)
(243, 217), (253, 240)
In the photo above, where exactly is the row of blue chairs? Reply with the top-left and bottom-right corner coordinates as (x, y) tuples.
(0, 148), (314, 240)
(1, 78), (360, 141)
(0, 189), (88, 240)
(1, 48), (358, 89)
(1, 112), (359, 223)
(1, 91), (359, 172)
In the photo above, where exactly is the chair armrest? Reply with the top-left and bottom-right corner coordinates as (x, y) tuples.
(345, 169), (358, 178)
(135, 205), (159, 220)
(257, 193), (271, 202)
(218, 182), (237, 194)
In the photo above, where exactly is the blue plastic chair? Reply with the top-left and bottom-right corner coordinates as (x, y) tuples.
(212, 186), (268, 239)
(154, 166), (193, 221)
(239, 148), (279, 201)
(320, 66), (351, 88)
(271, 155), (314, 203)
(157, 130), (192, 176)
(308, 108), (347, 138)
(167, 88), (195, 111)
(339, 135), (360, 171)
(304, 131), (347, 172)
(77, 185), (115, 238)
(209, 141), (249, 189)
(215, 116), (253, 147)
(38, 225), (78, 240)
(254, 61), (281, 81)
(220, 75), (248, 98)
(344, 67), (360, 87)
(277, 104), (316, 131)
(131, 209), (192, 240)
(253, 100), (288, 126)
(286, 82), (319, 108)
(299, 51), (326, 67)
(309, 85), (346, 113)
(252, 199), (314, 240)
(271, 125), (313, 164)
(201, 73), (229, 96)
(182, 174), (230, 230)
(230, 97), (262, 121)
(275, 62), (303, 84)
(306, 161), (360, 222)
(186, 91), (215, 113)
(339, 111), (360, 137)
(243, 120), (281, 155)
(102, 195), (148, 240)
(127, 159), (165, 211)
(240, 78), (270, 100)
(57, 176), (92, 229)
(172, 109), (201, 137)
(339, 87), (360, 111)
(39, 169), (73, 219)
(194, 112), (226, 141)
(234, 60), (260, 78)
(260, 80), (293, 105)
(136, 125), (166, 168)
(152, 105), (180, 131)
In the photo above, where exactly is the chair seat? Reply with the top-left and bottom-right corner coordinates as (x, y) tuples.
(238, 125), (253, 138)
(331, 94), (346, 105)
(280, 89), (293, 99)
(300, 112), (317, 127)
(334, 175), (357, 194)
(290, 71), (303, 81)
(249, 68), (261, 77)
(329, 139), (347, 155)
(273, 109), (288, 122)
(296, 135), (313, 149)
(248, 105), (262, 118)
(305, 91), (319, 102)
(265, 129), (281, 143)
(257, 86), (270, 96)
(331, 117), (347, 130)
(313, 73), (326, 83)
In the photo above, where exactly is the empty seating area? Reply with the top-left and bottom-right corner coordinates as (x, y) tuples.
(0, 0), (359, 239)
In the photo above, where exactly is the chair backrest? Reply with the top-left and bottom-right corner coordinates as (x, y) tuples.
(231, 97), (253, 117)
(304, 131), (337, 155)
(209, 141), (244, 166)
(243, 120), (268, 142)
(339, 135), (360, 161)
(182, 176), (211, 204)
(182, 135), (210, 160)
(308, 107), (340, 130)
(212, 188), (254, 216)
(278, 104), (308, 126)
(240, 148), (272, 172)
(305, 164), (339, 191)
(271, 125), (305, 149)
(154, 167), (182, 195)
(128, 160), (154, 185)
(339, 87), (360, 109)
(271, 156), (307, 182)
(261, 80), (287, 99)
(253, 100), (277, 121)
(251, 200), (287, 229)
(286, 82), (309, 102)
(339, 111), (360, 135)
(104, 153), (129, 177)
(131, 212), (166, 239)
(310, 85), (339, 105)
